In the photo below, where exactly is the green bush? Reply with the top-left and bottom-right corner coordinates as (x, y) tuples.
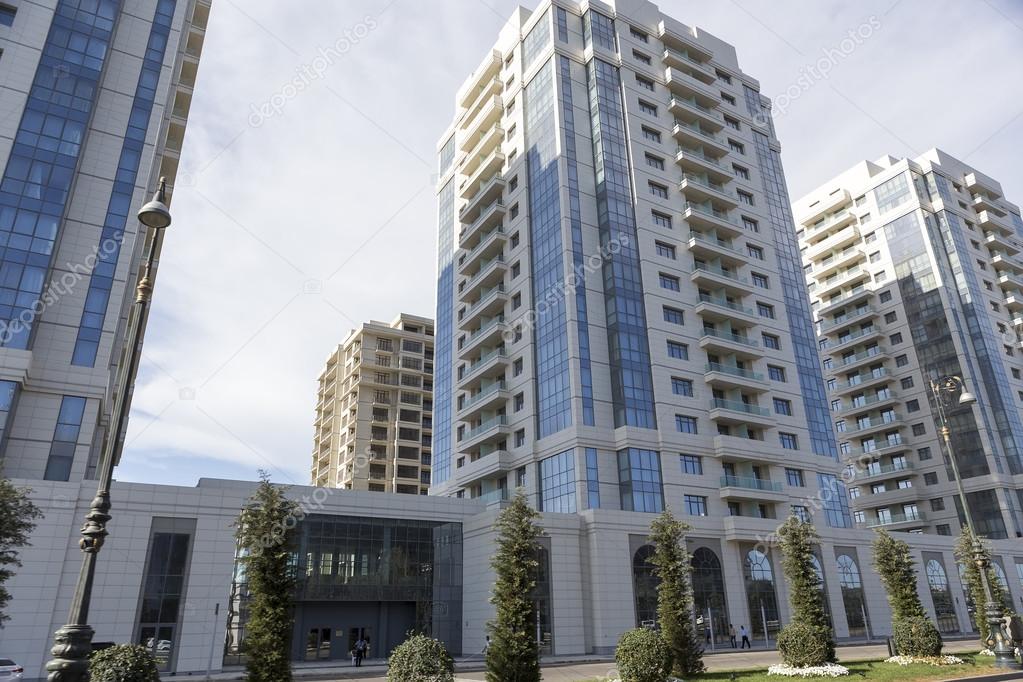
(777, 622), (834, 668)
(615, 628), (671, 682)
(892, 616), (942, 657)
(90, 644), (160, 682)
(387, 633), (454, 682)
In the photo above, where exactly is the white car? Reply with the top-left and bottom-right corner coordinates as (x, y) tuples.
(0, 658), (23, 680)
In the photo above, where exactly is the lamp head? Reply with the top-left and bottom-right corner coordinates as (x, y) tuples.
(138, 177), (172, 229)
(958, 391), (977, 406)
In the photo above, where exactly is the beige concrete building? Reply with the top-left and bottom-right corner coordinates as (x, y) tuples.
(794, 149), (1023, 541)
(311, 313), (434, 493)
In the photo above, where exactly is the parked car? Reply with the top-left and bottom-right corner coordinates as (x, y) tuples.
(0, 658), (24, 680)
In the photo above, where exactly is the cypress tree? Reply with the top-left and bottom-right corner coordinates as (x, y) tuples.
(953, 528), (1008, 644)
(871, 529), (928, 620)
(777, 516), (836, 665)
(648, 510), (705, 678)
(486, 491), (544, 682)
(234, 473), (299, 682)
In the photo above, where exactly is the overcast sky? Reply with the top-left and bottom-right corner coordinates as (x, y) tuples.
(115, 0), (1023, 488)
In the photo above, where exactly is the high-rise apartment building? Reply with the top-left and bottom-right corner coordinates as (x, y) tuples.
(311, 313), (435, 494)
(434, 0), (863, 641)
(0, 0), (209, 481)
(795, 149), (1023, 540)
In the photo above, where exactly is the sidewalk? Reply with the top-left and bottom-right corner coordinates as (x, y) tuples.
(202, 638), (983, 681)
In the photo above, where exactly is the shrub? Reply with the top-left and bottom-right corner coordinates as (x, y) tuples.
(891, 616), (943, 658)
(648, 510), (704, 677)
(615, 628), (671, 682)
(777, 622), (834, 669)
(387, 633), (454, 682)
(90, 644), (160, 682)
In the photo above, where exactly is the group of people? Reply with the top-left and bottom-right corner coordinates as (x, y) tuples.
(703, 623), (753, 649)
(350, 636), (369, 666)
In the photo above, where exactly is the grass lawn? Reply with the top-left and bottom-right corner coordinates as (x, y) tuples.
(589, 654), (1003, 682)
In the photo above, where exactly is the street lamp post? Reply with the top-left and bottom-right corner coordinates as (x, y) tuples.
(929, 375), (1018, 668)
(46, 179), (172, 682)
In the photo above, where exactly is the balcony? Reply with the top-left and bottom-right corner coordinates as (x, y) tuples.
(841, 414), (904, 437)
(458, 415), (510, 450)
(814, 267), (867, 299)
(856, 510), (926, 530)
(458, 226), (506, 273)
(460, 255), (507, 300)
(459, 149), (505, 201)
(664, 66), (720, 107)
(815, 285), (875, 317)
(687, 232), (746, 266)
(840, 440), (908, 464)
(704, 362), (767, 389)
(831, 369), (891, 396)
(709, 398), (773, 425)
(452, 449), (513, 489)
(713, 434), (790, 463)
(476, 485), (510, 507)
(460, 95), (503, 153)
(672, 121), (729, 157)
(668, 96), (724, 132)
(964, 171), (1002, 199)
(1005, 291), (1023, 312)
(973, 194), (1007, 216)
(719, 475), (786, 502)
(680, 174), (737, 208)
(799, 188), (851, 227)
(457, 347), (508, 389)
(723, 515), (782, 542)
(684, 202), (742, 237)
(459, 174), (506, 224)
(978, 209), (1014, 236)
(812, 247), (864, 280)
(836, 346), (888, 371)
(699, 329), (763, 358)
(460, 124), (504, 177)
(675, 148), (732, 184)
(818, 306), (878, 334)
(458, 284), (507, 330)
(990, 252), (1023, 275)
(824, 326), (883, 354)
(459, 199), (506, 249)
(691, 263), (751, 293)
(855, 461), (915, 484)
(856, 486), (920, 507)
(838, 391), (899, 414)
(801, 208), (857, 241)
(661, 46), (716, 83)
(804, 224), (861, 262)
(695, 294), (758, 324)
(461, 316), (507, 355)
(458, 50), (502, 110)
(983, 231), (1021, 255)
(457, 380), (509, 420)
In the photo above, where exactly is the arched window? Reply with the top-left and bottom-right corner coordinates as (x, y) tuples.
(809, 554), (832, 628)
(926, 559), (959, 633)
(743, 549), (779, 638)
(691, 547), (728, 637)
(992, 562), (1013, 610)
(632, 545), (658, 627)
(837, 554), (869, 638)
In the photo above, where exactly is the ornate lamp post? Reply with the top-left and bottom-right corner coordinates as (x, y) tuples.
(929, 375), (1018, 668)
(46, 180), (172, 682)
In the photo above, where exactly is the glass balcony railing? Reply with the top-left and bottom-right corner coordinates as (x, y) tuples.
(705, 362), (763, 381)
(720, 475), (782, 492)
(711, 398), (770, 417)
(698, 293), (754, 316)
(701, 328), (759, 347)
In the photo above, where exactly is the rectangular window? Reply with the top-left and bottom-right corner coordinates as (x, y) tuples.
(671, 377), (694, 396)
(733, 164), (750, 180)
(630, 27), (648, 42)
(636, 75), (655, 91)
(817, 472), (852, 528)
(757, 302), (775, 319)
(685, 494), (708, 516)
(773, 398), (792, 416)
(729, 139), (745, 155)
(747, 243), (764, 259)
(0, 4), (14, 26)
(752, 273), (769, 289)
(663, 306), (684, 325)
(680, 454), (703, 475)
(633, 49), (651, 65)
(652, 211), (672, 228)
(649, 182), (669, 199)
(785, 468), (805, 487)
(655, 241), (676, 259)
(768, 365), (786, 381)
(44, 396), (87, 481)
(667, 340), (689, 359)
(762, 333), (780, 349)
(618, 447), (663, 513)
(539, 449), (576, 513)
(676, 414), (698, 434)
(639, 99), (658, 115)
(779, 432), (798, 450)
(585, 448), (600, 509)
(645, 153), (665, 170)
(642, 126), (661, 143)
(659, 273), (680, 291)
(724, 116), (740, 130)
(137, 524), (195, 673)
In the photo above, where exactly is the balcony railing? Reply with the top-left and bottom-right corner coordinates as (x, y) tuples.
(689, 232), (739, 254)
(839, 347), (886, 366)
(461, 381), (506, 410)
(694, 263), (748, 284)
(460, 348), (507, 381)
(705, 363), (763, 381)
(834, 369), (890, 390)
(845, 392), (896, 410)
(698, 293), (754, 316)
(858, 462), (913, 480)
(819, 307), (876, 332)
(720, 475), (782, 493)
(685, 201), (737, 225)
(861, 511), (925, 528)
(460, 415), (508, 441)
(711, 398), (770, 417)
(701, 328), (759, 348)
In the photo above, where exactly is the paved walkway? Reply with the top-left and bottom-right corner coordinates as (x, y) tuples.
(207, 639), (983, 681)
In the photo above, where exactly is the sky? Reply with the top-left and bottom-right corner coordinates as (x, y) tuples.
(115, 0), (1023, 488)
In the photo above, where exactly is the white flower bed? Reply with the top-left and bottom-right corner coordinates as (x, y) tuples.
(884, 654), (963, 666)
(766, 663), (849, 677)
(978, 648), (994, 655)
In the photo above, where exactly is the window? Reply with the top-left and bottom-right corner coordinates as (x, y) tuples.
(733, 164), (750, 180)
(895, 354), (908, 367)
(724, 115), (740, 130)
(649, 181), (669, 199)
(936, 524), (952, 536)
(716, 70), (732, 84)
(773, 398), (792, 416)
(672, 377), (694, 397)
(768, 365), (786, 381)
(930, 498), (945, 512)
(729, 139), (745, 155)
(630, 26), (649, 42)
(912, 423), (926, 436)
(44, 396), (87, 481)
(917, 447), (931, 460)
(890, 332), (903, 345)
(510, 204), (520, 218)
(539, 450), (576, 513)
(633, 49), (651, 65)
(0, 4), (14, 26)
(757, 302), (775, 319)
(680, 454), (703, 475)
(901, 377), (914, 389)
(779, 432), (798, 450)
(924, 472), (938, 485)
(752, 273), (769, 289)
(514, 429), (526, 447)
(747, 243), (764, 260)
(785, 468), (805, 487)
(676, 415), (698, 434)
(685, 494), (708, 516)
(667, 340), (689, 360)
(509, 176), (519, 191)
(869, 251), (881, 263)
(514, 393), (525, 411)
(645, 153), (665, 170)
(652, 211), (672, 228)
(512, 292), (521, 309)
(513, 358), (524, 376)
(738, 190), (754, 205)
(792, 505), (811, 522)
(642, 126), (661, 143)
(721, 92), (736, 105)
(655, 241), (676, 259)
(763, 333), (780, 350)
(618, 448), (663, 513)
(659, 273), (680, 291)
(636, 75), (655, 91)
(884, 311), (897, 323)
(639, 99), (658, 115)
(880, 290), (892, 303)
(906, 399), (919, 413)
(663, 307), (684, 325)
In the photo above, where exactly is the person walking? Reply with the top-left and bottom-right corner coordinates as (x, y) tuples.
(739, 624), (751, 649)
(482, 635), (491, 658)
(729, 624), (737, 648)
(354, 636), (367, 667)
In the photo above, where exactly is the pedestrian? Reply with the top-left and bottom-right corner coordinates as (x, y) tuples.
(729, 624), (737, 648)
(482, 635), (491, 657)
(704, 624), (711, 644)
(354, 636), (367, 667)
(740, 624), (751, 649)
